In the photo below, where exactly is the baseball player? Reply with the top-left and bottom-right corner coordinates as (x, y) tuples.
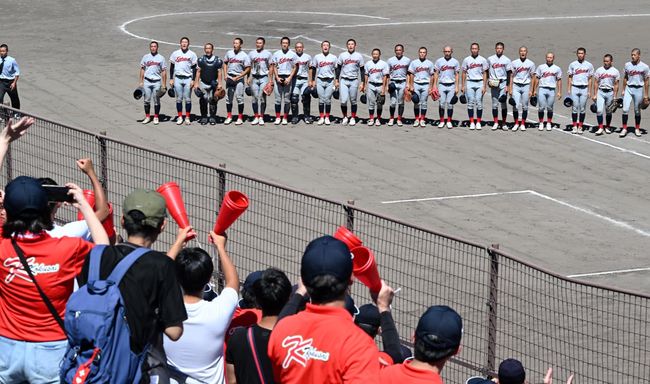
(0, 44), (20, 111)
(290, 41), (313, 124)
(337, 39), (365, 126)
(363, 48), (389, 126)
(310, 41), (338, 125)
(407, 47), (435, 127)
(433, 46), (460, 128)
(592, 54), (620, 135)
(386, 44), (411, 126)
(619, 48), (649, 137)
(223, 37), (251, 125)
(194, 43), (223, 125)
(248, 37), (272, 125)
(461, 43), (489, 130)
(508, 46), (536, 131)
(567, 48), (594, 133)
(533, 52), (562, 131)
(169, 37), (198, 125)
(138, 41), (167, 125)
(487, 42), (512, 130)
(271, 37), (298, 125)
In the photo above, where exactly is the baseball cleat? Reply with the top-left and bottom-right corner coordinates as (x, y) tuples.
(153, 117), (159, 125)
(317, 117), (325, 125)
(492, 122), (499, 130)
(224, 117), (233, 125)
(367, 118), (374, 126)
(475, 121), (482, 130)
(274, 117), (281, 125)
(469, 122), (476, 130)
(341, 116), (349, 125)
(251, 117), (259, 125)
(595, 128), (604, 135)
(258, 118), (265, 126)
(184, 118), (191, 126)
(437, 121), (445, 128)
(291, 117), (300, 124)
(282, 118), (288, 125)
(538, 123), (544, 131)
(512, 124), (519, 131)
(142, 116), (151, 124)
(446, 121), (453, 129)
(235, 118), (243, 125)
(419, 119), (426, 127)
(176, 117), (184, 125)
(546, 122), (552, 131)
(577, 127), (583, 134)
(396, 119), (403, 127)
(571, 126), (578, 133)
(519, 124), (526, 131)
(324, 117), (331, 125)
(374, 119), (382, 126)
(635, 128), (642, 137)
(305, 116), (313, 124)
(412, 119), (420, 127)
(349, 117), (356, 126)
(619, 128), (628, 137)
(605, 127), (612, 134)
(209, 117), (216, 125)
(387, 118), (394, 126)
(200, 117), (209, 125)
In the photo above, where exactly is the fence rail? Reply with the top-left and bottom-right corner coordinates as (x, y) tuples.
(1, 106), (648, 383)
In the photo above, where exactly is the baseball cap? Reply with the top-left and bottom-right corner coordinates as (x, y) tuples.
(415, 305), (463, 351)
(465, 377), (493, 384)
(344, 295), (359, 317)
(355, 304), (381, 327)
(4, 176), (48, 218)
(239, 270), (264, 309)
(498, 358), (525, 384)
(122, 189), (167, 228)
(300, 235), (352, 284)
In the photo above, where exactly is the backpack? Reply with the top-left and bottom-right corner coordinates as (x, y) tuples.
(60, 244), (150, 384)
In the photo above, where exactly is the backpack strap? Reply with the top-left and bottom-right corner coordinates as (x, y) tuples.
(88, 244), (107, 283)
(107, 247), (150, 285)
(247, 327), (267, 384)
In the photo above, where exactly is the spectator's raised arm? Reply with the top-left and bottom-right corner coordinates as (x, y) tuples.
(76, 158), (109, 221)
(0, 116), (33, 169)
(66, 182), (109, 245)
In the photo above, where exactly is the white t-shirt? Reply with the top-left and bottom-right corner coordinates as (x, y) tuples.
(48, 221), (92, 241)
(163, 287), (239, 384)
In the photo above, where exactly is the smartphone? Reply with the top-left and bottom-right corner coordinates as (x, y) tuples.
(42, 185), (75, 203)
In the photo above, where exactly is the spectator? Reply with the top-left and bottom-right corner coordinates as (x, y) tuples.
(355, 303), (405, 365)
(380, 305), (463, 384)
(227, 270), (263, 336)
(466, 360), (574, 384)
(162, 231), (240, 384)
(0, 176), (108, 383)
(0, 44), (21, 111)
(76, 189), (187, 378)
(40, 158), (110, 241)
(268, 235), (393, 383)
(226, 267), (292, 384)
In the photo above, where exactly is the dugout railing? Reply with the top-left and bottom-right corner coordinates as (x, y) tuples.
(1, 105), (648, 383)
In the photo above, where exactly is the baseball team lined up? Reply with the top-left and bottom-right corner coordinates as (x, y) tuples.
(136, 36), (650, 137)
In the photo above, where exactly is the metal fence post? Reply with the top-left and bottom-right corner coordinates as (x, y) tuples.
(344, 200), (355, 230)
(486, 244), (500, 376)
(5, 145), (12, 182)
(97, 131), (108, 192)
(213, 164), (227, 291)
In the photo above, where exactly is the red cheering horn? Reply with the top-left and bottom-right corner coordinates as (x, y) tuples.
(77, 190), (97, 221)
(157, 182), (196, 241)
(213, 191), (249, 235)
(333, 226), (363, 251)
(350, 246), (382, 294)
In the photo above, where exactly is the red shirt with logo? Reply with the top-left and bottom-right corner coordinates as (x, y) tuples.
(268, 303), (381, 383)
(0, 233), (93, 341)
(380, 359), (444, 384)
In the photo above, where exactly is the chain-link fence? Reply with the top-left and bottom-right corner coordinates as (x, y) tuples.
(1, 106), (648, 383)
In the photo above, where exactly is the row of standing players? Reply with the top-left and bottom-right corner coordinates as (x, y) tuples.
(137, 37), (650, 137)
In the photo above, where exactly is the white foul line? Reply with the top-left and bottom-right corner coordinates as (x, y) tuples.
(383, 189), (650, 238)
(381, 190), (531, 204)
(567, 267), (650, 278)
(328, 13), (650, 28)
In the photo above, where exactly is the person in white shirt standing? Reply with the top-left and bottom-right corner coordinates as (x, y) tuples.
(363, 48), (389, 126)
(224, 38), (251, 126)
(0, 44), (20, 112)
(487, 42), (511, 130)
(508, 47), (536, 132)
(407, 47), (435, 127)
(310, 41), (338, 125)
(290, 42), (313, 124)
(271, 37), (298, 125)
(433, 46), (460, 128)
(461, 43), (489, 130)
(567, 47), (594, 133)
(337, 39), (365, 126)
(163, 231), (239, 384)
(169, 37), (198, 126)
(592, 54), (620, 135)
(139, 41), (167, 125)
(386, 44), (411, 127)
(533, 52), (562, 131)
(619, 48), (649, 137)
(248, 37), (273, 126)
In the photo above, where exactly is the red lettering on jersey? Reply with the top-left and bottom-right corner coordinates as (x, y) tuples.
(414, 66), (430, 73)
(343, 59), (360, 66)
(515, 66), (531, 73)
(573, 68), (590, 75)
(319, 61), (334, 68)
(368, 68), (384, 74)
(439, 65), (456, 72)
(391, 64), (408, 71)
(467, 63), (484, 70)
(492, 63), (506, 68)
(175, 57), (192, 63)
(278, 57), (293, 64)
(541, 71), (558, 78)
(144, 61), (160, 67)
(627, 70), (647, 76)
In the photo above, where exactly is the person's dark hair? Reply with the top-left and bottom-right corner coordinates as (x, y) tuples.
(394, 44), (404, 50)
(122, 211), (163, 240)
(180, 37), (190, 44)
(604, 54), (613, 61)
(372, 48), (381, 55)
(413, 337), (458, 364)
(205, 42), (213, 49)
(257, 37), (265, 44)
(241, 285), (257, 308)
(175, 247), (214, 294)
(281, 37), (290, 45)
(0, 44), (7, 50)
(234, 37), (243, 45)
(577, 47), (586, 54)
(150, 41), (158, 47)
(471, 42), (480, 49)
(495, 42), (504, 48)
(305, 274), (347, 304)
(252, 268), (292, 316)
(2, 210), (53, 238)
(347, 38), (356, 45)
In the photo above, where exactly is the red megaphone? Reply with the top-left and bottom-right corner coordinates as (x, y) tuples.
(77, 190), (97, 221)
(333, 226), (362, 250)
(157, 182), (196, 241)
(213, 191), (249, 235)
(350, 246), (382, 294)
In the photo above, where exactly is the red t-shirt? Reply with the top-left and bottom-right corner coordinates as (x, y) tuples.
(226, 307), (262, 340)
(0, 233), (93, 341)
(380, 359), (444, 384)
(268, 303), (381, 383)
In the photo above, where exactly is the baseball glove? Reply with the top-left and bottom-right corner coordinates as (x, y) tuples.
(377, 93), (385, 106)
(488, 79), (500, 88)
(429, 87), (440, 101)
(606, 99), (618, 114)
(263, 82), (273, 96)
(404, 89), (412, 102)
(214, 87), (226, 100)
(156, 87), (167, 99)
(642, 98), (650, 110)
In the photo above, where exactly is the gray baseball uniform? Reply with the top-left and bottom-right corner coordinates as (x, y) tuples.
(311, 53), (337, 105)
(568, 60), (594, 113)
(461, 55), (489, 111)
(271, 49), (298, 112)
(622, 61), (649, 114)
(510, 58), (536, 111)
(364, 59), (389, 111)
(292, 52), (312, 97)
(337, 51), (364, 106)
(387, 55), (411, 110)
(170, 49), (198, 102)
(594, 66), (620, 115)
(535, 63), (562, 112)
(140, 53), (166, 106)
(434, 57), (460, 108)
(488, 54), (511, 110)
(224, 49), (251, 105)
(408, 58), (435, 110)
(248, 49), (272, 109)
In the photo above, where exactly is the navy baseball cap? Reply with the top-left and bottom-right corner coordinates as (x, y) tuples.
(465, 377), (493, 384)
(301, 235), (352, 284)
(415, 305), (463, 350)
(498, 358), (525, 384)
(344, 295), (359, 317)
(239, 270), (264, 309)
(4, 176), (48, 218)
(355, 304), (381, 327)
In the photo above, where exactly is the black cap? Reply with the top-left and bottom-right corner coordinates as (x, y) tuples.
(465, 377), (493, 384)
(301, 236), (352, 284)
(415, 305), (463, 350)
(355, 304), (381, 327)
(498, 358), (525, 384)
(344, 295), (359, 317)
(4, 176), (48, 218)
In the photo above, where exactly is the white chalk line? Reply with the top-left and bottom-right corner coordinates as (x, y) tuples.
(328, 13), (650, 28)
(383, 189), (650, 238)
(567, 267), (650, 278)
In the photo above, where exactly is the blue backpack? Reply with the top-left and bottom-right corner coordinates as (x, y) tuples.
(60, 245), (150, 384)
